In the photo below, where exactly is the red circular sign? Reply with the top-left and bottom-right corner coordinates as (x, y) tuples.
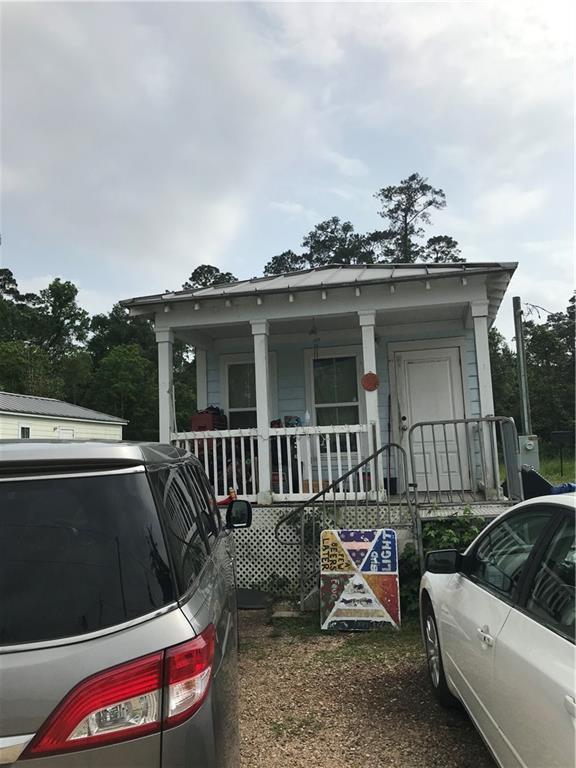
(361, 372), (379, 391)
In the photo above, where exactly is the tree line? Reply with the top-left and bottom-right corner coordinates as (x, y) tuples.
(0, 270), (196, 440)
(490, 299), (575, 443)
(185, 172), (463, 290)
(1, 173), (573, 443)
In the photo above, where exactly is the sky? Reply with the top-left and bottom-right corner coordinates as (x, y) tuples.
(1, 1), (574, 342)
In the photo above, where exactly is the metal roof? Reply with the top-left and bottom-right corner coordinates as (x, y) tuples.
(0, 392), (128, 424)
(121, 262), (517, 307)
(0, 440), (187, 469)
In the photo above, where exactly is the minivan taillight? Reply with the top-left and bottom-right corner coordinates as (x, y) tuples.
(165, 624), (215, 727)
(22, 625), (216, 759)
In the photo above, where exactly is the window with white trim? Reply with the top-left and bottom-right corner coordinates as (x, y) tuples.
(313, 356), (359, 426)
(227, 362), (257, 429)
(20, 426), (31, 439)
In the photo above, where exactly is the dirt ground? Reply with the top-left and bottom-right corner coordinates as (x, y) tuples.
(238, 609), (495, 768)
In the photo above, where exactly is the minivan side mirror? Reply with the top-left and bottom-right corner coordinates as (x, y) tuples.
(226, 499), (252, 530)
(425, 549), (466, 574)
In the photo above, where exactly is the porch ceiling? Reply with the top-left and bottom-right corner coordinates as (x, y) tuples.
(174, 303), (468, 343)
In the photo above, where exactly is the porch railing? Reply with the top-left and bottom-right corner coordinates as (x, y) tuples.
(173, 423), (374, 503)
(269, 424), (371, 502)
(407, 415), (523, 506)
(173, 429), (259, 501)
(273, 442), (414, 609)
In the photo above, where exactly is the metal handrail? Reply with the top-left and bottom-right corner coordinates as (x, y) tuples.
(274, 442), (412, 545)
(407, 415), (522, 505)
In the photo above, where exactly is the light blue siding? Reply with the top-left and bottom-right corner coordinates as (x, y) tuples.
(203, 329), (481, 437)
(376, 328), (481, 426)
(206, 350), (220, 406)
(465, 330), (481, 417)
(276, 344), (306, 421)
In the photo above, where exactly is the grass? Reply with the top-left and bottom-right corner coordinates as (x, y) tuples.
(538, 454), (575, 484)
(268, 613), (321, 639)
(500, 451), (575, 486)
(269, 613), (423, 663)
(239, 638), (268, 660)
(270, 714), (323, 739)
(317, 619), (422, 663)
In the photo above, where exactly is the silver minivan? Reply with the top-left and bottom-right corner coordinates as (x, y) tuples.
(0, 441), (252, 767)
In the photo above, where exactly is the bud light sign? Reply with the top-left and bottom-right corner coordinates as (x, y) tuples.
(320, 528), (400, 631)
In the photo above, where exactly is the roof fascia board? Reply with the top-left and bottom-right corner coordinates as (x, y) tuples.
(154, 281), (487, 332)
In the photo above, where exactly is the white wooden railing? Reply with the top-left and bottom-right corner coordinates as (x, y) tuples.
(268, 424), (371, 502)
(173, 429), (259, 502)
(173, 423), (373, 503)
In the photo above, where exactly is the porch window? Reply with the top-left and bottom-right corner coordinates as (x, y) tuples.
(228, 362), (257, 429)
(313, 356), (359, 426)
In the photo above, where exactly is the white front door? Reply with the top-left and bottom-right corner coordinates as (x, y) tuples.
(393, 345), (467, 492)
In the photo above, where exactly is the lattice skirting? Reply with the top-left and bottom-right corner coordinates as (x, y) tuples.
(232, 505), (415, 599)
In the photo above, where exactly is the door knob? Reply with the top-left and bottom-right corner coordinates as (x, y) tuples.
(401, 425), (408, 432)
(564, 696), (576, 718)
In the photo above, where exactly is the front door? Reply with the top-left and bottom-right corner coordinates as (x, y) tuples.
(393, 345), (467, 492)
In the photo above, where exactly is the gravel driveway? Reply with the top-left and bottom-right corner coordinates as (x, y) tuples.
(238, 610), (495, 768)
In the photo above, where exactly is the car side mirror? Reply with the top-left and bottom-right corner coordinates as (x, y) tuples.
(425, 549), (467, 574)
(226, 499), (252, 530)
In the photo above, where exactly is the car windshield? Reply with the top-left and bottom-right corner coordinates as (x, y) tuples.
(0, 470), (175, 645)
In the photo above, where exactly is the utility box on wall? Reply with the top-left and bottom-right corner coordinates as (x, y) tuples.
(519, 435), (540, 471)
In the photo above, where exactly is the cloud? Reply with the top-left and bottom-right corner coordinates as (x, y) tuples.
(494, 237), (574, 341)
(319, 148), (368, 178)
(475, 184), (548, 228)
(269, 201), (306, 216)
(2, 0), (572, 326)
(1, 4), (311, 283)
(267, 2), (573, 111)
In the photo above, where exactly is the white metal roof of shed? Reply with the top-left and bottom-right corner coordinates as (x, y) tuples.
(0, 392), (128, 424)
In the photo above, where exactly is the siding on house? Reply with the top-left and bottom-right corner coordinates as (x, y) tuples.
(204, 326), (480, 440)
(276, 343), (308, 422)
(0, 413), (124, 441)
(375, 327), (481, 434)
(206, 350), (221, 407)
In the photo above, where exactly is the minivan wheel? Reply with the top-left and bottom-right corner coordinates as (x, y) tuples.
(422, 602), (460, 708)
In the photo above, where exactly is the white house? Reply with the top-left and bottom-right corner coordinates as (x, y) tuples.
(122, 262), (517, 505)
(0, 392), (127, 440)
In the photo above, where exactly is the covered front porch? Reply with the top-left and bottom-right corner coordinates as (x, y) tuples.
(122, 263), (517, 504)
(167, 309), (384, 504)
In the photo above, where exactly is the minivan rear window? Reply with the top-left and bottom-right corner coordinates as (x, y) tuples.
(0, 471), (175, 645)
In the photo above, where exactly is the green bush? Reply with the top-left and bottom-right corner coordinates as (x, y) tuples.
(422, 510), (487, 552)
(399, 510), (489, 618)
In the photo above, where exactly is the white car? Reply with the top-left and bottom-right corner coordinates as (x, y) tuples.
(420, 494), (575, 768)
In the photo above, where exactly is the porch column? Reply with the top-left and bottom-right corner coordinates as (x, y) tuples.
(471, 301), (494, 417)
(358, 311), (381, 450)
(195, 348), (208, 411)
(251, 320), (272, 504)
(471, 301), (498, 496)
(156, 329), (174, 444)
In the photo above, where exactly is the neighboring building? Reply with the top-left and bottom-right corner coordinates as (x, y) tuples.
(0, 392), (127, 441)
(122, 262), (517, 505)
